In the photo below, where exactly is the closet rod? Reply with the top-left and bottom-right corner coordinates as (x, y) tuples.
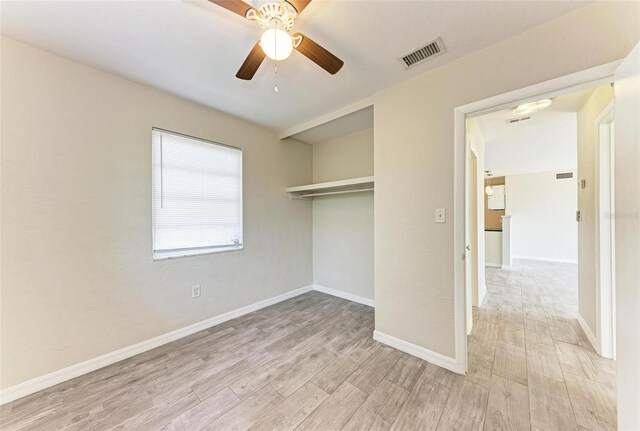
(296, 188), (374, 198)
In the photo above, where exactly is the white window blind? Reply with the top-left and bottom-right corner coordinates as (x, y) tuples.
(152, 129), (243, 259)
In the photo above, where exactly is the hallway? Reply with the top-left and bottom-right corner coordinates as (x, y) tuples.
(469, 259), (617, 430)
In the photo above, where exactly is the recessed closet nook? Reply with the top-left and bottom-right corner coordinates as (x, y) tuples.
(285, 106), (374, 305)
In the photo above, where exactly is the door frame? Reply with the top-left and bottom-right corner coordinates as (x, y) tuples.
(595, 100), (616, 359)
(453, 60), (621, 373)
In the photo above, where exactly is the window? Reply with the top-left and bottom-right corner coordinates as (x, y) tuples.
(152, 128), (243, 259)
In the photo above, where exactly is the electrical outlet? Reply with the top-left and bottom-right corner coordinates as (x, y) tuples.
(192, 285), (201, 298)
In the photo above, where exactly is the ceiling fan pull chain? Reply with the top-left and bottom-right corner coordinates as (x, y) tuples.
(273, 20), (279, 93)
(274, 63), (279, 93)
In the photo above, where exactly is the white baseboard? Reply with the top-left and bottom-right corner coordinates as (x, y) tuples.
(0, 285), (313, 405)
(501, 264), (511, 270)
(513, 255), (578, 264)
(485, 262), (502, 268)
(577, 313), (601, 355)
(312, 284), (375, 307)
(478, 283), (487, 306)
(373, 330), (463, 374)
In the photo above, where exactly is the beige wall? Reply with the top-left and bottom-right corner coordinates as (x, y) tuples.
(312, 128), (374, 183)
(312, 128), (374, 300)
(0, 37), (313, 389)
(577, 84), (614, 336)
(373, 1), (639, 359)
(506, 172), (578, 262)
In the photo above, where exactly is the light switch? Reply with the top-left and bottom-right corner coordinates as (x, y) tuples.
(435, 208), (446, 223)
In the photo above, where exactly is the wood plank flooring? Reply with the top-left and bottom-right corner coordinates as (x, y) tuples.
(0, 260), (617, 430)
(471, 260), (617, 431)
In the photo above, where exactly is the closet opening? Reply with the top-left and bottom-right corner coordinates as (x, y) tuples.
(287, 105), (375, 308)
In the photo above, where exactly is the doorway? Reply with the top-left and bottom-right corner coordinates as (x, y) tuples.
(454, 47), (640, 430)
(460, 81), (618, 428)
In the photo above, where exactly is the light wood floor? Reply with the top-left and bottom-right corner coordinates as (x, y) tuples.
(474, 260), (617, 431)
(1, 260), (616, 431)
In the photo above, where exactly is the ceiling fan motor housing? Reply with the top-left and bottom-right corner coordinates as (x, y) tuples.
(247, 2), (297, 32)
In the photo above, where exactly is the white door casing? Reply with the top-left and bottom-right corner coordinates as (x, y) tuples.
(454, 60), (619, 376)
(613, 41), (640, 431)
(595, 100), (615, 359)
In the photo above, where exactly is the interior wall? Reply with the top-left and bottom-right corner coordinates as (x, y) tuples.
(0, 37), (313, 389)
(373, 1), (639, 360)
(577, 84), (614, 337)
(312, 128), (374, 301)
(505, 171), (578, 262)
(312, 128), (373, 183)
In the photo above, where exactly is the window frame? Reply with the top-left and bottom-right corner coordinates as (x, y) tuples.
(151, 127), (244, 261)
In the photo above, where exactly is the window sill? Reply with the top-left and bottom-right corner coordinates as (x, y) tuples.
(153, 245), (243, 261)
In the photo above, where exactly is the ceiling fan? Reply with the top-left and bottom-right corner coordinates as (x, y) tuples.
(209, 0), (344, 80)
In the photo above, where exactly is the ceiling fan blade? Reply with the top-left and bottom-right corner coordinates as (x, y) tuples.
(236, 41), (266, 80)
(286, 0), (312, 14)
(293, 33), (343, 75)
(208, 0), (255, 18)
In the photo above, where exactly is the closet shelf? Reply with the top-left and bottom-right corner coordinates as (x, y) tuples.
(286, 176), (374, 199)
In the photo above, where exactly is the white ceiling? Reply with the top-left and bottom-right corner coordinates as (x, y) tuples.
(475, 89), (594, 177)
(1, 1), (591, 132)
(290, 105), (372, 144)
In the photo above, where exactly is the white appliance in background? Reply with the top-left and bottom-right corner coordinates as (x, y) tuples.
(487, 184), (506, 210)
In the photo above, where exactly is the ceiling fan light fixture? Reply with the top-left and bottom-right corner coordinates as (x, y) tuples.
(210, 0), (344, 80)
(260, 28), (293, 61)
(512, 99), (552, 116)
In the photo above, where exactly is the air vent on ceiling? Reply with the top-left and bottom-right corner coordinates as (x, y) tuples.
(398, 38), (446, 69)
(556, 172), (574, 179)
(506, 116), (532, 124)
